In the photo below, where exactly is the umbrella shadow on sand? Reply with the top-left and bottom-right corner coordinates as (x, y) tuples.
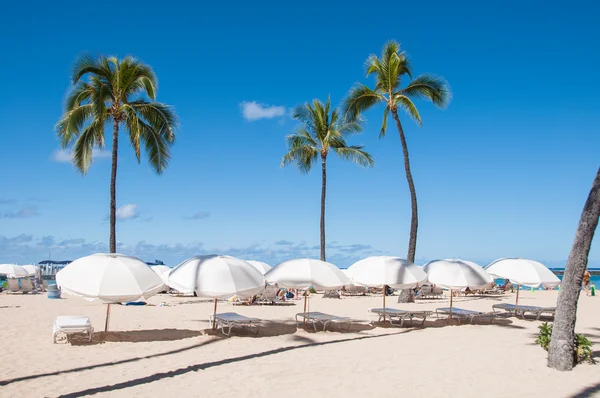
(70, 328), (204, 345)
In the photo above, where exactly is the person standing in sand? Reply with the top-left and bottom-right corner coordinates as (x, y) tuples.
(582, 269), (591, 296)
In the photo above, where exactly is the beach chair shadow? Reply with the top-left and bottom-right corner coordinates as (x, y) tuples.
(71, 328), (205, 345)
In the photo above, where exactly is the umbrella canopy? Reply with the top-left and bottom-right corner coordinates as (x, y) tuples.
(22, 265), (40, 276)
(247, 260), (272, 275)
(265, 258), (349, 290)
(347, 256), (427, 288)
(151, 265), (171, 285)
(168, 255), (265, 299)
(56, 253), (165, 303)
(484, 258), (560, 288)
(422, 259), (493, 290)
(0, 264), (29, 278)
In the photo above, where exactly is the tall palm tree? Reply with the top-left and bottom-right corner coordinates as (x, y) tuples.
(56, 54), (178, 253)
(282, 97), (373, 261)
(343, 40), (451, 263)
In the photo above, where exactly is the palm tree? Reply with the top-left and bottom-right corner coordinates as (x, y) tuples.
(56, 54), (178, 253)
(548, 167), (600, 371)
(343, 40), (451, 263)
(282, 97), (373, 261)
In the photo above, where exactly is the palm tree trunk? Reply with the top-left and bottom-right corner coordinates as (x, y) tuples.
(320, 155), (327, 261)
(109, 119), (119, 253)
(391, 109), (416, 304)
(391, 109), (418, 264)
(548, 167), (600, 371)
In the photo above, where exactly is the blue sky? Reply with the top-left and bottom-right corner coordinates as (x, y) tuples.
(0, 0), (598, 268)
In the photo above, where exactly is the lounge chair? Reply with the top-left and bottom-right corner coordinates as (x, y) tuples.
(21, 279), (35, 294)
(53, 316), (93, 343)
(7, 279), (20, 293)
(254, 286), (286, 305)
(492, 303), (556, 320)
(209, 312), (262, 336)
(415, 286), (432, 299)
(368, 307), (432, 327)
(435, 307), (496, 324)
(342, 285), (368, 296)
(295, 312), (353, 332)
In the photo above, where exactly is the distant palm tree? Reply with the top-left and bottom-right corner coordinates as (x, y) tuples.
(344, 40), (451, 263)
(282, 97), (373, 261)
(56, 55), (178, 253)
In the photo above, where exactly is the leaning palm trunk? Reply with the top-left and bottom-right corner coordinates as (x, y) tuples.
(320, 155), (327, 261)
(392, 110), (418, 304)
(548, 167), (600, 371)
(391, 109), (418, 263)
(109, 119), (119, 253)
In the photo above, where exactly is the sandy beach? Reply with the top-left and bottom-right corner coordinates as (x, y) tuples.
(0, 290), (598, 397)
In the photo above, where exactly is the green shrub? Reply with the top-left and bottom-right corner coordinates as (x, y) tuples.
(535, 322), (596, 364)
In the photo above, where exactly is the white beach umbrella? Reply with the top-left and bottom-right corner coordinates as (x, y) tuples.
(22, 265), (40, 276)
(247, 260), (272, 275)
(484, 258), (560, 308)
(347, 256), (427, 320)
(0, 264), (29, 278)
(265, 258), (349, 315)
(167, 255), (265, 329)
(56, 253), (165, 331)
(422, 259), (493, 319)
(151, 265), (171, 286)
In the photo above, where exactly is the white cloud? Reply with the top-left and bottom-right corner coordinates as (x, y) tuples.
(51, 148), (111, 163)
(2, 206), (40, 219)
(240, 101), (286, 121)
(116, 204), (139, 220)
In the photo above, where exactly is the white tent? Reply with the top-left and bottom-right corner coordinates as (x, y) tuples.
(56, 253), (165, 331)
(265, 258), (349, 315)
(0, 264), (29, 278)
(346, 256), (427, 319)
(484, 258), (560, 308)
(422, 259), (493, 318)
(247, 260), (272, 275)
(167, 255), (265, 328)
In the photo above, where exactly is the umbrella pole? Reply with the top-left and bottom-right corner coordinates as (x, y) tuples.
(212, 298), (218, 330)
(449, 290), (453, 320)
(382, 284), (386, 323)
(104, 304), (111, 332)
(303, 293), (307, 324)
(515, 285), (520, 311)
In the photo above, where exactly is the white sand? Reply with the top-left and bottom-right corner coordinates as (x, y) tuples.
(0, 290), (598, 397)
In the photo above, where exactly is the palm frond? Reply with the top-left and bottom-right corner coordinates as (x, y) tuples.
(72, 119), (105, 174)
(65, 81), (93, 111)
(138, 118), (170, 173)
(380, 106), (389, 138)
(55, 104), (95, 147)
(119, 56), (158, 101)
(395, 95), (422, 126)
(281, 140), (318, 173)
(71, 53), (111, 83)
(333, 145), (374, 167)
(342, 84), (384, 121)
(128, 100), (178, 143)
(122, 104), (141, 162)
(400, 74), (452, 108)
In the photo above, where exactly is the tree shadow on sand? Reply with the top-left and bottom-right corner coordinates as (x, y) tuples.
(0, 337), (222, 387)
(55, 331), (410, 398)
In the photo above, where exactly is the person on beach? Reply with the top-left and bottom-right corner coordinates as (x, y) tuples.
(583, 269), (591, 296)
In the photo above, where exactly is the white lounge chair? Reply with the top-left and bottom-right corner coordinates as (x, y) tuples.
(53, 316), (93, 343)
(492, 303), (556, 320)
(209, 312), (262, 336)
(7, 279), (20, 293)
(295, 312), (354, 332)
(435, 307), (496, 324)
(21, 279), (35, 294)
(368, 307), (432, 327)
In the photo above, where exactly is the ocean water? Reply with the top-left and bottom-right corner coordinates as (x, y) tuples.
(493, 275), (600, 290)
